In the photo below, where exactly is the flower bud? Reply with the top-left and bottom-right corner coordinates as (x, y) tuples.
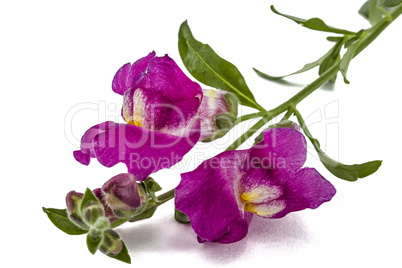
(100, 230), (123, 256)
(102, 173), (146, 218)
(199, 89), (238, 142)
(66, 191), (87, 229)
(93, 188), (120, 223)
(83, 201), (105, 227)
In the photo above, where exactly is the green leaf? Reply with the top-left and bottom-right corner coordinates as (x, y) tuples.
(107, 241), (131, 264)
(359, 0), (394, 25)
(271, 5), (355, 35)
(253, 53), (327, 80)
(339, 31), (367, 84)
(43, 207), (88, 235)
(178, 20), (261, 110)
(253, 37), (343, 80)
(319, 56), (340, 83)
(359, 1), (371, 20)
(318, 38), (343, 82)
(80, 188), (100, 212)
(87, 230), (103, 255)
(175, 208), (190, 224)
(294, 109), (382, 181)
(327, 36), (343, 42)
(369, 0), (384, 25)
(378, 0), (402, 7)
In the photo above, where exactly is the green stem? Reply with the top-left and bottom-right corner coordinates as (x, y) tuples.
(280, 108), (294, 122)
(234, 111), (265, 126)
(225, 4), (402, 151)
(355, 4), (402, 56)
(155, 189), (175, 205)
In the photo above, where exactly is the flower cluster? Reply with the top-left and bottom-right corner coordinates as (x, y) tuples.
(66, 173), (143, 258)
(45, 51), (337, 263)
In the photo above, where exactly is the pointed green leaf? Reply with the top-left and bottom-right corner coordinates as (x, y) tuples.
(178, 21), (261, 110)
(253, 37), (343, 80)
(80, 188), (100, 212)
(318, 38), (343, 83)
(378, 0), (402, 7)
(271, 5), (356, 35)
(369, 0), (384, 25)
(87, 230), (103, 255)
(359, 0), (394, 24)
(327, 36), (344, 42)
(318, 56), (339, 83)
(107, 241), (131, 264)
(340, 31), (367, 84)
(43, 207), (88, 235)
(359, 1), (371, 20)
(253, 52), (328, 80)
(294, 109), (382, 181)
(175, 208), (190, 224)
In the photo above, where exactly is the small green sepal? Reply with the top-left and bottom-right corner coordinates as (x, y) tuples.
(107, 240), (131, 264)
(129, 203), (158, 223)
(86, 229), (104, 255)
(175, 208), (190, 224)
(80, 188), (101, 212)
(144, 177), (162, 193)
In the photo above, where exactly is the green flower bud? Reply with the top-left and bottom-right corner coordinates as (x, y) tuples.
(100, 230), (123, 256)
(66, 191), (87, 229)
(83, 202), (105, 227)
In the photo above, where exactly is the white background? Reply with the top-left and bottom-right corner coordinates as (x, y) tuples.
(1, 0), (401, 267)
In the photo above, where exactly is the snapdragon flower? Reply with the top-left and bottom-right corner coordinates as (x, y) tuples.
(73, 52), (202, 180)
(175, 126), (336, 243)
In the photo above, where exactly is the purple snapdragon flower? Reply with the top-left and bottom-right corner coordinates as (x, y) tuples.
(73, 52), (203, 181)
(175, 126), (336, 243)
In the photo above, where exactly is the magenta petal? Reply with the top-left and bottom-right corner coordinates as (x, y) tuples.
(248, 128), (307, 172)
(78, 121), (118, 157)
(73, 150), (90, 165)
(175, 150), (253, 244)
(126, 51), (156, 90)
(270, 168), (336, 219)
(73, 121), (117, 166)
(121, 55), (202, 133)
(112, 62), (131, 95)
(93, 122), (200, 181)
(111, 51), (156, 95)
